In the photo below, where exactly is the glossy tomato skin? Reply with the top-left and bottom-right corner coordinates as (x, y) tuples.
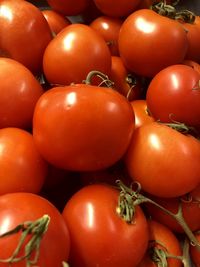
(43, 23), (111, 86)
(0, 0), (52, 74)
(33, 84), (134, 171)
(124, 122), (200, 198)
(42, 9), (71, 35)
(137, 220), (182, 267)
(93, 0), (142, 18)
(190, 233), (200, 267)
(62, 183), (149, 267)
(0, 127), (48, 195)
(0, 58), (44, 129)
(0, 192), (70, 267)
(90, 16), (123, 56)
(47, 0), (90, 16)
(146, 64), (200, 127)
(118, 9), (188, 77)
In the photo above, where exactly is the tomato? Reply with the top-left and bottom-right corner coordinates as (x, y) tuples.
(0, 0), (52, 74)
(110, 56), (143, 101)
(90, 16), (123, 56)
(93, 0), (142, 18)
(130, 99), (155, 128)
(62, 183), (149, 267)
(0, 192), (70, 267)
(124, 121), (200, 198)
(182, 59), (200, 74)
(118, 9), (188, 77)
(136, 0), (173, 9)
(0, 58), (44, 129)
(145, 185), (200, 233)
(33, 84), (134, 171)
(42, 9), (71, 35)
(46, 0), (90, 16)
(137, 220), (182, 267)
(43, 23), (111, 86)
(146, 64), (200, 127)
(190, 232), (200, 267)
(0, 127), (48, 195)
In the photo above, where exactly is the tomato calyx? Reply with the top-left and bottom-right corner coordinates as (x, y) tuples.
(0, 215), (50, 266)
(83, 70), (114, 87)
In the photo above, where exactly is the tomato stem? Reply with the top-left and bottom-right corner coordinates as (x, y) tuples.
(83, 70), (114, 88)
(0, 214), (50, 266)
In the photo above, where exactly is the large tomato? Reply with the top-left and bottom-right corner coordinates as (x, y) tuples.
(0, 57), (44, 129)
(0, 0), (52, 74)
(118, 9), (188, 77)
(43, 23), (111, 86)
(124, 121), (200, 198)
(0, 192), (70, 267)
(146, 64), (200, 127)
(0, 127), (48, 195)
(62, 183), (149, 267)
(33, 84), (134, 171)
(137, 220), (182, 267)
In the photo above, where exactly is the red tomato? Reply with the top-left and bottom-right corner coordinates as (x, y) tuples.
(0, 127), (48, 195)
(90, 16), (123, 56)
(62, 183), (149, 267)
(136, 0), (172, 9)
(146, 64), (200, 127)
(118, 9), (188, 77)
(33, 84), (134, 171)
(190, 232), (200, 266)
(0, 192), (70, 267)
(43, 23), (111, 86)
(93, 0), (142, 18)
(145, 185), (200, 233)
(0, 0), (52, 74)
(138, 220), (182, 267)
(130, 99), (155, 128)
(110, 56), (143, 101)
(0, 58), (44, 129)
(124, 122), (200, 198)
(42, 9), (71, 35)
(182, 59), (200, 74)
(47, 0), (90, 16)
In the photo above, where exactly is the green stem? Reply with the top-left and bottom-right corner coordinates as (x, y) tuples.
(83, 70), (114, 88)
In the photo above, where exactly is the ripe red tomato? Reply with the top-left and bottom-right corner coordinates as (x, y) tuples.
(182, 59), (200, 75)
(146, 64), (200, 127)
(118, 9), (188, 77)
(0, 0), (52, 74)
(43, 23), (111, 86)
(90, 16), (123, 56)
(110, 56), (143, 101)
(47, 0), (90, 16)
(93, 0), (142, 18)
(130, 99), (155, 128)
(0, 127), (48, 195)
(42, 9), (71, 35)
(190, 232), (200, 266)
(145, 185), (200, 233)
(0, 192), (70, 267)
(138, 220), (182, 267)
(33, 84), (134, 171)
(0, 57), (44, 129)
(124, 122), (200, 198)
(62, 183), (149, 267)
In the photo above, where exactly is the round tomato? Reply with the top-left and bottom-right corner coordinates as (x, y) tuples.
(0, 57), (44, 129)
(138, 220), (182, 267)
(182, 59), (200, 75)
(0, 127), (48, 195)
(62, 183), (149, 267)
(42, 9), (71, 35)
(110, 56), (143, 101)
(33, 84), (134, 171)
(146, 64), (200, 127)
(124, 121), (200, 198)
(47, 0), (90, 16)
(0, 192), (70, 267)
(93, 0), (142, 18)
(130, 99), (155, 128)
(90, 16), (123, 56)
(0, 0), (52, 74)
(190, 232), (200, 266)
(118, 9), (188, 77)
(43, 23), (111, 86)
